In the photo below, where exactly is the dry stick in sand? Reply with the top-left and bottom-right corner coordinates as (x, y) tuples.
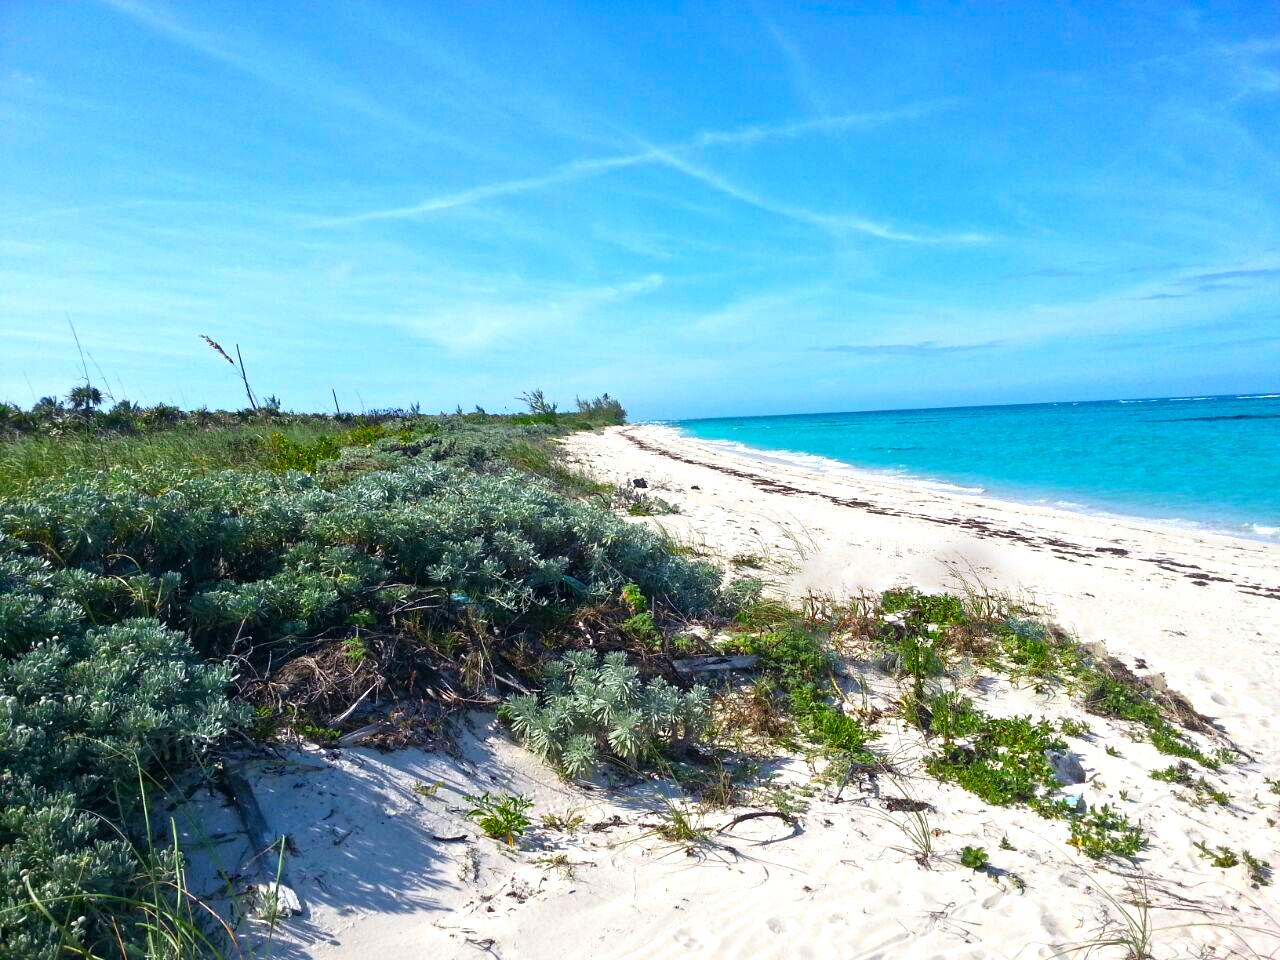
(67, 316), (91, 388)
(234, 343), (259, 411)
(219, 766), (303, 917)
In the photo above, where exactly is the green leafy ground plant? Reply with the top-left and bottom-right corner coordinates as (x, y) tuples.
(466, 792), (534, 846)
(1067, 805), (1148, 860)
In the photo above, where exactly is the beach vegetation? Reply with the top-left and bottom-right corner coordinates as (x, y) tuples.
(412, 780), (443, 798)
(873, 788), (938, 867)
(1194, 841), (1240, 869)
(880, 587), (966, 626)
(535, 852), (575, 878)
(620, 582), (647, 613)
(883, 590), (1229, 773)
(960, 845), (989, 871)
(655, 801), (714, 849)
(1242, 851), (1272, 886)
(621, 490), (679, 516)
(466, 792), (534, 846)
(0, 390), (736, 953)
(1150, 763), (1229, 806)
(620, 609), (662, 647)
(1067, 805), (1147, 860)
(540, 810), (585, 833)
(499, 650), (711, 778)
(1058, 717), (1091, 738)
(1184, 841), (1273, 887)
(1082, 676), (1217, 767)
(741, 626), (875, 757)
(925, 697), (1067, 811)
(988, 616), (1084, 686)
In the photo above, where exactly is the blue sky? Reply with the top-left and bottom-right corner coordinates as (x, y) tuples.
(2, 1), (1278, 419)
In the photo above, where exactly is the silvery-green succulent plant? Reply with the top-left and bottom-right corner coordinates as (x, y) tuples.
(501, 650), (710, 778)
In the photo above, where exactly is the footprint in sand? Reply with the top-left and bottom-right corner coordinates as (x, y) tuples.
(765, 917), (800, 935)
(673, 928), (704, 950)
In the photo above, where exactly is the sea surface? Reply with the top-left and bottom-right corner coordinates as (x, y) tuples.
(672, 394), (1280, 543)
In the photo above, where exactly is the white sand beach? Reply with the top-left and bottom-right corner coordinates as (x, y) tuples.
(221, 423), (1280, 960)
(562, 426), (1280, 738)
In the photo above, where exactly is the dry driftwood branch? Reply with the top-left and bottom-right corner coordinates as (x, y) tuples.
(336, 720), (389, 747)
(831, 759), (879, 803)
(331, 682), (379, 726)
(671, 654), (759, 675)
(221, 767), (304, 917)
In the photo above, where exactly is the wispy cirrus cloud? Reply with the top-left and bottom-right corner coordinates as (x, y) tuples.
(1135, 34), (1280, 101)
(319, 151), (660, 226)
(318, 101), (986, 244)
(817, 340), (1002, 356)
(96, 0), (452, 144)
(1180, 265), (1280, 284)
(395, 273), (665, 352)
(646, 145), (991, 244)
(1128, 262), (1280, 300)
(753, 2), (830, 114)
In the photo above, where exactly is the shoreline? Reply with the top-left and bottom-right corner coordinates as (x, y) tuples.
(659, 422), (1280, 547)
(613, 424), (1279, 597)
(563, 424), (1280, 733)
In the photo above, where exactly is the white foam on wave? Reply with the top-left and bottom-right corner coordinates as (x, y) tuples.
(1238, 394), (1280, 400)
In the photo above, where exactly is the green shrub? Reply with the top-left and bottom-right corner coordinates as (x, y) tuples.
(499, 650), (711, 777)
(1084, 675), (1214, 766)
(0, 619), (243, 958)
(1194, 841), (1240, 868)
(1243, 850), (1273, 886)
(0, 460), (720, 660)
(620, 582), (646, 613)
(621, 611), (661, 647)
(960, 845), (989, 870)
(990, 616), (1082, 682)
(0, 401), (728, 954)
(880, 588), (965, 626)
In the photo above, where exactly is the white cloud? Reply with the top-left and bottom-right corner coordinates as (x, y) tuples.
(397, 274), (664, 351)
(316, 102), (975, 243)
(97, 0), (452, 144)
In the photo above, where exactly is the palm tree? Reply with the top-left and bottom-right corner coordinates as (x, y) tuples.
(67, 384), (103, 412)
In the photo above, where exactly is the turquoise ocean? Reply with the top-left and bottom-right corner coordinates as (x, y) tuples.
(672, 394), (1280, 543)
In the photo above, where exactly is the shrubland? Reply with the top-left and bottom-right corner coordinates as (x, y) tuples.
(1, 389), (713, 958)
